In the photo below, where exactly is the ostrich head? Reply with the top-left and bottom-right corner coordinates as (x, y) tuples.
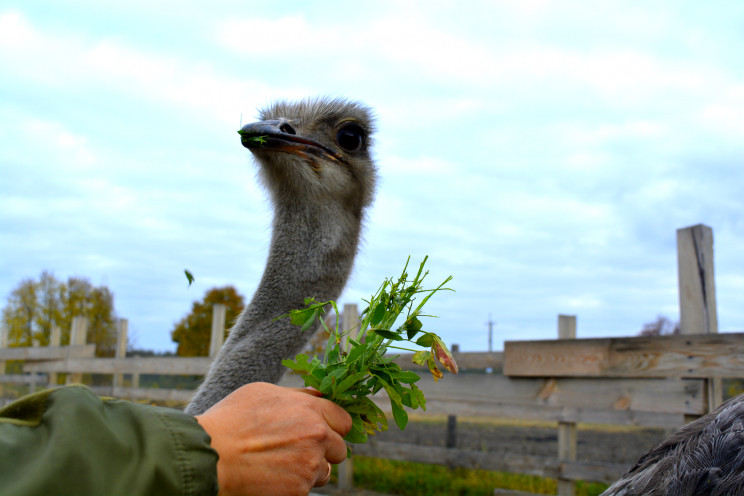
(240, 98), (377, 215)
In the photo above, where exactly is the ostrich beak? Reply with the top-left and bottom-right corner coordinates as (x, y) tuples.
(238, 120), (346, 165)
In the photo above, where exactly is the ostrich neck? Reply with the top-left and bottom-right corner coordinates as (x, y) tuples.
(248, 201), (360, 320)
(185, 200), (362, 414)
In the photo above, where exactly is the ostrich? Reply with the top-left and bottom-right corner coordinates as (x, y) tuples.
(185, 98), (376, 415)
(602, 394), (744, 495)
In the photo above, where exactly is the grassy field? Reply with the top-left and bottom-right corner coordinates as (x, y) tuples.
(342, 456), (608, 496)
(329, 414), (615, 496)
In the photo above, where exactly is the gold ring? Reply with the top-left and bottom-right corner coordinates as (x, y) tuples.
(319, 462), (332, 485)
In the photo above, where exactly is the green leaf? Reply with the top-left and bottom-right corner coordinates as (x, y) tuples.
(370, 329), (404, 341)
(281, 354), (312, 372)
(285, 307), (316, 328)
(404, 316), (422, 340)
(393, 370), (420, 384)
(391, 399), (409, 430)
(344, 415), (368, 443)
(411, 350), (431, 366)
(301, 374), (321, 389)
(184, 269), (195, 287)
(300, 309), (318, 332)
(319, 367), (347, 394)
(415, 333), (434, 347)
(412, 383), (426, 411)
(378, 379), (402, 406)
(370, 301), (386, 326)
(345, 343), (368, 365)
(333, 371), (368, 397)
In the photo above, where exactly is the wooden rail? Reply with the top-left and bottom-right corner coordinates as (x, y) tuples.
(22, 356), (211, 375)
(0, 345), (96, 361)
(504, 333), (744, 378)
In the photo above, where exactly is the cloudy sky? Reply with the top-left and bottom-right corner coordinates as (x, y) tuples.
(1, 1), (742, 352)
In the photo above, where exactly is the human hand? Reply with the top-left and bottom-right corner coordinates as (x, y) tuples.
(195, 382), (352, 496)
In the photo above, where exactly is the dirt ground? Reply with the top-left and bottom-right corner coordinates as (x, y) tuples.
(371, 418), (672, 466)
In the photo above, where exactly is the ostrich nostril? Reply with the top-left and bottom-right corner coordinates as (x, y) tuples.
(280, 123), (296, 135)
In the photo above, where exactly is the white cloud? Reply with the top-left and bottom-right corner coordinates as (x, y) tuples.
(2, 2), (743, 353)
(0, 11), (275, 125)
(0, 10), (35, 44)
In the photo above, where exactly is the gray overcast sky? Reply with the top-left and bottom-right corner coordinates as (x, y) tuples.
(1, 1), (743, 352)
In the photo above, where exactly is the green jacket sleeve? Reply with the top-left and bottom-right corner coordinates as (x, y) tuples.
(0, 385), (219, 496)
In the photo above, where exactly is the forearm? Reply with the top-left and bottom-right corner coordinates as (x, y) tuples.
(0, 386), (218, 496)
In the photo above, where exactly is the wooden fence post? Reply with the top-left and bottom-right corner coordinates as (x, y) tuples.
(67, 317), (89, 384)
(446, 415), (458, 448)
(48, 324), (61, 386)
(113, 319), (128, 389)
(336, 303), (359, 490)
(343, 302), (361, 348)
(209, 304), (227, 358)
(557, 314), (577, 496)
(677, 224), (722, 412)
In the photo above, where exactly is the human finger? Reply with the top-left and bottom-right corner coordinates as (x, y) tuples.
(294, 387), (352, 437)
(314, 462), (333, 488)
(318, 399), (352, 437)
(323, 428), (349, 465)
(295, 387), (323, 397)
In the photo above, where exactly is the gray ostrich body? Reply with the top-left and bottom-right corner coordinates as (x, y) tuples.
(186, 98), (376, 415)
(602, 394), (744, 495)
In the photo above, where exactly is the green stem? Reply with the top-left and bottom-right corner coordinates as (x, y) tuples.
(387, 344), (421, 353)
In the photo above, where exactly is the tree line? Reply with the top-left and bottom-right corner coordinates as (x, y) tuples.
(3, 271), (682, 359)
(1, 271), (246, 357)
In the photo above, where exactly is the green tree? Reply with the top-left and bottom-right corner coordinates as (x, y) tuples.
(1, 271), (118, 356)
(171, 286), (245, 357)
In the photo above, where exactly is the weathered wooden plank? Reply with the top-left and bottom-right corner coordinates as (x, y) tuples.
(392, 351), (503, 371)
(22, 356), (211, 375)
(368, 374), (702, 426)
(0, 374), (41, 385)
(6, 368), (701, 427)
(504, 333), (744, 378)
(561, 460), (629, 485)
(677, 225), (723, 412)
(0, 345), (96, 361)
(89, 386), (194, 403)
(677, 225), (717, 336)
(209, 304), (226, 358)
(556, 315), (578, 496)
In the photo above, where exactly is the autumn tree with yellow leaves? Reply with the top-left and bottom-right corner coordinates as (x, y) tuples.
(171, 286), (245, 357)
(1, 271), (118, 356)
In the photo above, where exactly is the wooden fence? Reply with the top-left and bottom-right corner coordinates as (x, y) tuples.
(0, 224), (738, 495)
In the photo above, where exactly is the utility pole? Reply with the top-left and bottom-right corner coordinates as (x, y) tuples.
(486, 314), (496, 353)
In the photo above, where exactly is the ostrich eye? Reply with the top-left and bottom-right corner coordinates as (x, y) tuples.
(336, 125), (366, 152)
